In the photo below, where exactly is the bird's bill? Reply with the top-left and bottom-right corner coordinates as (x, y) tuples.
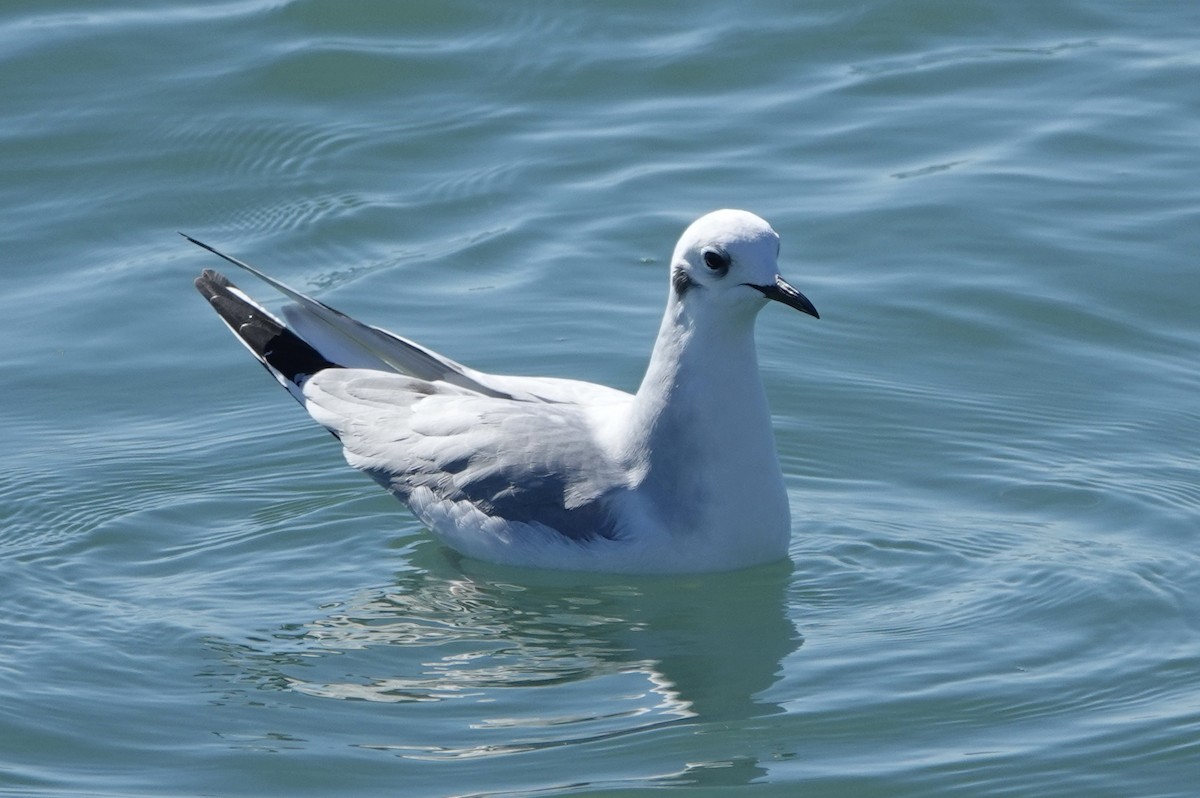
(752, 275), (819, 318)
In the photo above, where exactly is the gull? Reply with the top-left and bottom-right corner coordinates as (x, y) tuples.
(188, 209), (819, 573)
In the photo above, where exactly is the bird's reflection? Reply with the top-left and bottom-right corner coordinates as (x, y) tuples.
(208, 542), (802, 779)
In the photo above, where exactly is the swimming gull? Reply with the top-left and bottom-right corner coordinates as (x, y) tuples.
(188, 209), (819, 573)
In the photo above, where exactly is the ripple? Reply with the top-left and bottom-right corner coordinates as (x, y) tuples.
(162, 114), (367, 183)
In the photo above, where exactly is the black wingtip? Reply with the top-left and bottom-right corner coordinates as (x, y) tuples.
(179, 232), (224, 259)
(194, 268), (340, 390)
(181, 232), (254, 275)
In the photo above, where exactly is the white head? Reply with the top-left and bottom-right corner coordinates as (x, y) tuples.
(669, 209), (818, 321)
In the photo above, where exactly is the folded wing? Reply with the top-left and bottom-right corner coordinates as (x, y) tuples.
(303, 370), (630, 543)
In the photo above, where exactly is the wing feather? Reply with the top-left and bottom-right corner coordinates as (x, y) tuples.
(303, 370), (629, 543)
(183, 234), (631, 406)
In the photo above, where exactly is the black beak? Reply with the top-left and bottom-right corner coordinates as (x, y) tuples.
(750, 275), (819, 319)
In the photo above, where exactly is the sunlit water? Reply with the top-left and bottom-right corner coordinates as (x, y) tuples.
(2, 1), (1197, 796)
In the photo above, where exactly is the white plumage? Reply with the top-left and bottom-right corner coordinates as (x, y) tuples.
(191, 209), (818, 573)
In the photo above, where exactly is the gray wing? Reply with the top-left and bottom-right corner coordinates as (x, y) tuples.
(182, 235), (629, 406)
(284, 304), (632, 406)
(302, 369), (631, 542)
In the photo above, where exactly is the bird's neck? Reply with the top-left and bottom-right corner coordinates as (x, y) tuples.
(634, 297), (766, 425)
(624, 294), (782, 500)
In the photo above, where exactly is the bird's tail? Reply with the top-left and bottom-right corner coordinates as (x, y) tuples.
(194, 268), (338, 403)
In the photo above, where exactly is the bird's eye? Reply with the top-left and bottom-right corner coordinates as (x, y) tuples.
(702, 247), (731, 272)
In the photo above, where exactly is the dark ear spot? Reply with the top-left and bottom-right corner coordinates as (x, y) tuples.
(672, 266), (696, 296)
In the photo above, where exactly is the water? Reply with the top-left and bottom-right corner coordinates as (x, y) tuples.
(2, 1), (1197, 795)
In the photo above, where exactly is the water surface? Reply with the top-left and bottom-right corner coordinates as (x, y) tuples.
(2, 1), (1198, 795)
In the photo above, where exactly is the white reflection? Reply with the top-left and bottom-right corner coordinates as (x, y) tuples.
(207, 550), (801, 769)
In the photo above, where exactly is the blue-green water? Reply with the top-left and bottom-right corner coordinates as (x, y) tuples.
(3, 1), (1198, 795)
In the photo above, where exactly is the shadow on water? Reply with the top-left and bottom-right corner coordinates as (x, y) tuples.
(203, 550), (801, 782)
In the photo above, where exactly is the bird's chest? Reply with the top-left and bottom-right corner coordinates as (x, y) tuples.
(638, 389), (788, 540)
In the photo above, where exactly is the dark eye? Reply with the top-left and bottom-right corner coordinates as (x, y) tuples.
(702, 247), (731, 272)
